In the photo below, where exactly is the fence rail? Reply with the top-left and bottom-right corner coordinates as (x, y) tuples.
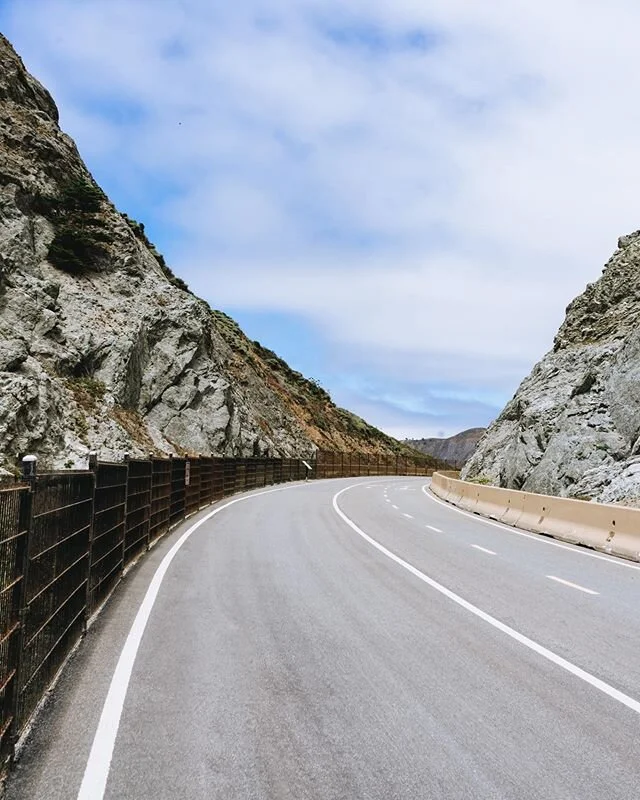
(0, 449), (436, 774)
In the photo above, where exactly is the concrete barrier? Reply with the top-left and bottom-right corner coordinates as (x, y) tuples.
(430, 472), (640, 563)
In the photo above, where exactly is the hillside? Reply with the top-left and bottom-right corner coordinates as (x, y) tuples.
(0, 34), (429, 470)
(464, 230), (640, 504)
(405, 428), (485, 468)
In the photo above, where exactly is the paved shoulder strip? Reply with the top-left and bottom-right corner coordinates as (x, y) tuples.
(77, 483), (309, 800)
(333, 484), (640, 717)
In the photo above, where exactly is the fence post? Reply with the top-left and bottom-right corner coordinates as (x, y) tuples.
(121, 454), (130, 574)
(9, 456), (37, 761)
(84, 451), (98, 628)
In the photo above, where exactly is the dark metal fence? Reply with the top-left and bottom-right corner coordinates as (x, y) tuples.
(123, 459), (152, 567)
(18, 472), (94, 737)
(89, 462), (127, 612)
(0, 448), (436, 773)
(149, 459), (171, 543)
(0, 485), (30, 772)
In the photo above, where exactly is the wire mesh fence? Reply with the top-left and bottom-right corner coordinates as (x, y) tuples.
(0, 448), (437, 772)
(123, 459), (152, 568)
(18, 472), (94, 734)
(89, 463), (127, 613)
(0, 485), (30, 774)
(149, 459), (171, 543)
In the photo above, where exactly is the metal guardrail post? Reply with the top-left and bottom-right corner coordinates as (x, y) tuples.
(9, 456), (36, 763)
(84, 451), (98, 628)
(121, 454), (130, 574)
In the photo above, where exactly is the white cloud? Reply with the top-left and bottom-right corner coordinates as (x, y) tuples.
(3, 0), (640, 437)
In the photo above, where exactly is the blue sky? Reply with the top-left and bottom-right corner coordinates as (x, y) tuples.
(2, 0), (640, 438)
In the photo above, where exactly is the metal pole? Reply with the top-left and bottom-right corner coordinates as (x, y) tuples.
(11, 456), (37, 758)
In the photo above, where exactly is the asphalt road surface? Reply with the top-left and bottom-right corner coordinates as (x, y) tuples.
(7, 477), (640, 799)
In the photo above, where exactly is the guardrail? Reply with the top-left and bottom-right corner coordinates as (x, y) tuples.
(0, 449), (436, 775)
(430, 472), (640, 563)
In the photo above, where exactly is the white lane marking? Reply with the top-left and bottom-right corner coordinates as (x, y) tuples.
(472, 544), (496, 555)
(333, 485), (640, 717)
(392, 504), (399, 510)
(426, 525), (443, 533)
(422, 484), (640, 572)
(547, 576), (599, 595)
(385, 499), (391, 503)
(78, 481), (312, 800)
(402, 513), (414, 519)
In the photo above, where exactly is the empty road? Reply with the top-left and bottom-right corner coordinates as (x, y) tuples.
(7, 477), (640, 799)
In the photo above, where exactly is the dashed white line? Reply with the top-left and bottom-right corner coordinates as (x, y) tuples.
(426, 525), (442, 533)
(392, 504), (399, 510)
(471, 544), (496, 555)
(402, 513), (413, 519)
(547, 576), (599, 595)
(333, 484), (640, 717)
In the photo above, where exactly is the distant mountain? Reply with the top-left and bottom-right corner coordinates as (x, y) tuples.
(405, 428), (486, 469)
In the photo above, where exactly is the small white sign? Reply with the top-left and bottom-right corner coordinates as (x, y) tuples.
(302, 460), (313, 471)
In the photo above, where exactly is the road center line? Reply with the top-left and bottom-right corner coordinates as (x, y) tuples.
(547, 575), (599, 595)
(426, 525), (442, 533)
(333, 484), (640, 717)
(471, 544), (496, 555)
(77, 481), (311, 800)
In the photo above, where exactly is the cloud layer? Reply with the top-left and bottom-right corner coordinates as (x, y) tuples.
(3, 0), (640, 437)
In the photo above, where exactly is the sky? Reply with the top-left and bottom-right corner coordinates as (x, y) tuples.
(2, 0), (640, 439)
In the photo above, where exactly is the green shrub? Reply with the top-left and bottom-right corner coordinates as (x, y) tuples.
(41, 177), (110, 274)
(48, 224), (108, 274)
(60, 178), (103, 213)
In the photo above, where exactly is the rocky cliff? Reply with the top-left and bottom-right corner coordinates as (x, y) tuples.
(405, 428), (485, 468)
(0, 34), (423, 471)
(463, 231), (640, 504)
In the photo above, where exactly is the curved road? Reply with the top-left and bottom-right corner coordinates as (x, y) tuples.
(8, 477), (640, 799)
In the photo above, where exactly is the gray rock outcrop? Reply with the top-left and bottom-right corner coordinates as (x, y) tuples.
(0, 34), (415, 470)
(463, 231), (640, 505)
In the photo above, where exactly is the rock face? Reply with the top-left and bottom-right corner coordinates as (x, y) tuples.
(405, 428), (485, 468)
(0, 35), (420, 470)
(463, 231), (640, 504)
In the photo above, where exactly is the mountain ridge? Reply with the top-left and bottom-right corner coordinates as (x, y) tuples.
(405, 427), (485, 468)
(0, 33), (431, 471)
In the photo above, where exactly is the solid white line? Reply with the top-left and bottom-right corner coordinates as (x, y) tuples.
(422, 484), (640, 572)
(77, 481), (310, 800)
(426, 525), (443, 533)
(402, 513), (413, 519)
(333, 485), (640, 717)
(472, 544), (496, 555)
(547, 575), (599, 595)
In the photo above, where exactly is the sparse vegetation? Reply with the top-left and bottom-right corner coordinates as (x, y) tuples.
(123, 213), (190, 292)
(66, 376), (107, 410)
(468, 475), (493, 485)
(35, 176), (111, 274)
